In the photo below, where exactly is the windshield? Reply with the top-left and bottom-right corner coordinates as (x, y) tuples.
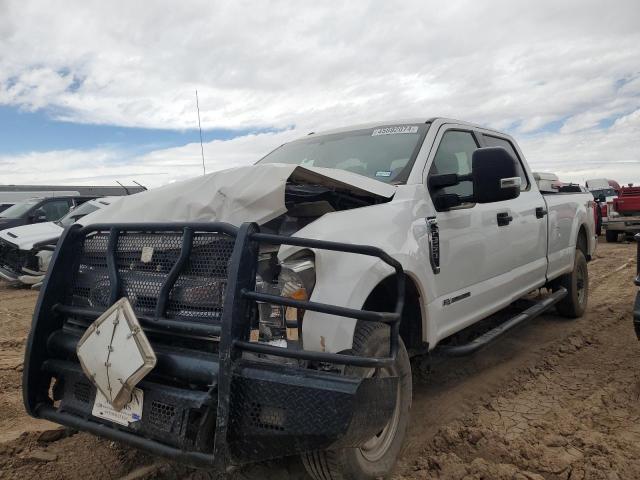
(57, 202), (101, 227)
(257, 124), (429, 184)
(591, 188), (617, 198)
(0, 199), (39, 219)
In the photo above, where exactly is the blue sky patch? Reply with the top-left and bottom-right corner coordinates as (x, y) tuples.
(0, 106), (281, 156)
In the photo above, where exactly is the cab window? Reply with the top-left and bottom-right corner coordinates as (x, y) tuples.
(428, 130), (479, 198)
(482, 135), (529, 190)
(41, 199), (71, 221)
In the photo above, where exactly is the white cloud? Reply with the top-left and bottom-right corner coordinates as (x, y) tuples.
(0, 129), (301, 188)
(0, 0), (639, 183)
(521, 108), (640, 185)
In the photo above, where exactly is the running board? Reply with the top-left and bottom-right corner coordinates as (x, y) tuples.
(437, 287), (568, 357)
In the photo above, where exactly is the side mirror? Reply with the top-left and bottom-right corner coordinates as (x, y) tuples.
(429, 147), (521, 210)
(471, 147), (521, 203)
(31, 209), (47, 223)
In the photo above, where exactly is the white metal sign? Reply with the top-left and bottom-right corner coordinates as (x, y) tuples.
(76, 297), (156, 411)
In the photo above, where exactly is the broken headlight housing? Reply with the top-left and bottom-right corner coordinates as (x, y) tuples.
(255, 251), (316, 346)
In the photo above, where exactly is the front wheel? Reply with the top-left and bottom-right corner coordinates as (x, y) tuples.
(553, 249), (589, 318)
(302, 322), (412, 480)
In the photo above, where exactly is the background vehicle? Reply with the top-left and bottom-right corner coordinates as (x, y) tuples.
(0, 196), (95, 230)
(587, 178), (619, 234)
(0, 191), (81, 214)
(0, 198), (115, 286)
(0, 184), (146, 196)
(24, 118), (595, 480)
(605, 185), (640, 242)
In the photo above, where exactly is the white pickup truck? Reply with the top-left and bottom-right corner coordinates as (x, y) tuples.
(0, 197), (115, 287)
(24, 118), (595, 479)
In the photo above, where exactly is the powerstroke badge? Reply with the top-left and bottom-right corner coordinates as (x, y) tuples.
(426, 217), (440, 274)
(372, 126), (419, 136)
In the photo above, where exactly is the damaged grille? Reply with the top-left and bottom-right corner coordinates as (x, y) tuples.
(69, 229), (235, 323)
(0, 238), (30, 275)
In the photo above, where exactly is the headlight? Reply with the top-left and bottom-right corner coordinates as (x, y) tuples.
(37, 250), (53, 273)
(255, 253), (315, 346)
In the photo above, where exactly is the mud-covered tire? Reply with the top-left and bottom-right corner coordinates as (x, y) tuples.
(605, 230), (619, 243)
(554, 250), (589, 318)
(301, 322), (412, 480)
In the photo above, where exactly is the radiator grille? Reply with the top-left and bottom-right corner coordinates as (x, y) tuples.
(0, 238), (31, 275)
(69, 229), (235, 323)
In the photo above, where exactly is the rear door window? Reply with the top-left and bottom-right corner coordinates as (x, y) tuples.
(482, 135), (529, 190)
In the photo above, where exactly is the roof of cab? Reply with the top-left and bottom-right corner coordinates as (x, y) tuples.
(304, 117), (507, 138)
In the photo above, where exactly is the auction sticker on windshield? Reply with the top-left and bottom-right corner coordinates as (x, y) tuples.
(372, 126), (419, 136)
(92, 388), (144, 426)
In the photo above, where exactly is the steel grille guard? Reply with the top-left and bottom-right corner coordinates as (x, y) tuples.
(22, 221), (404, 469)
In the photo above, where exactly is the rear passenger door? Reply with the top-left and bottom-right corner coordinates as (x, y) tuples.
(479, 133), (547, 295)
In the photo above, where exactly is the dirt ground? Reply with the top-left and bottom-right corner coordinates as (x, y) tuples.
(1, 241), (639, 480)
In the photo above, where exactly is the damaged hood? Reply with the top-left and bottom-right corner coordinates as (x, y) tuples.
(0, 221), (63, 250)
(81, 164), (396, 226)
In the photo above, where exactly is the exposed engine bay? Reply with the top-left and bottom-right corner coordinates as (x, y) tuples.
(262, 181), (390, 237)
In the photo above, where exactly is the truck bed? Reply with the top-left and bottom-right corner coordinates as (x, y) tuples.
(614, 186), (640, 215)
(542, 190), (595, 280)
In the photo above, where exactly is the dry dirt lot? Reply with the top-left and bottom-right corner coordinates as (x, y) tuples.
(1, 241), (639, 480)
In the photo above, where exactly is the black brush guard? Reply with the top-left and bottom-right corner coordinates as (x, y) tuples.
(23, 221), (404, 471)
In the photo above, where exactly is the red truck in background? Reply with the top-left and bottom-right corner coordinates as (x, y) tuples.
(605, 185), (640, 242)
(587, 179), (621, 237)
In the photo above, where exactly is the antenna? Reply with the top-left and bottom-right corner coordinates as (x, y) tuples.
(115, 180), (131, 195)
(132, 180), (147, 191)
(196, 89), (206, 175)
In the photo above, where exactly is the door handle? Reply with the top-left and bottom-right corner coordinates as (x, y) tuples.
(536, 207), (548, 219)
(497, 212), (513, 226)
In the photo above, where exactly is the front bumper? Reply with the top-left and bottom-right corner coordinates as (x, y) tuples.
(23, 221), (404, 470)
(606, 217), (640, 233)
(0, 265), (19, 282)
(37, 355), (396, 467)
(0, 239), (41, 285)
(0, 265), (45, 286)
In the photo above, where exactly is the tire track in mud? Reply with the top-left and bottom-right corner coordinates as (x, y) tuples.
(0, 242), (638, 480)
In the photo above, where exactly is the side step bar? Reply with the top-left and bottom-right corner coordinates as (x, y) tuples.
(437, 287), (568, 357)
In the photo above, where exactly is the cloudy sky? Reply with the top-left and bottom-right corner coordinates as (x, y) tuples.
(1, 0), (639, 188)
